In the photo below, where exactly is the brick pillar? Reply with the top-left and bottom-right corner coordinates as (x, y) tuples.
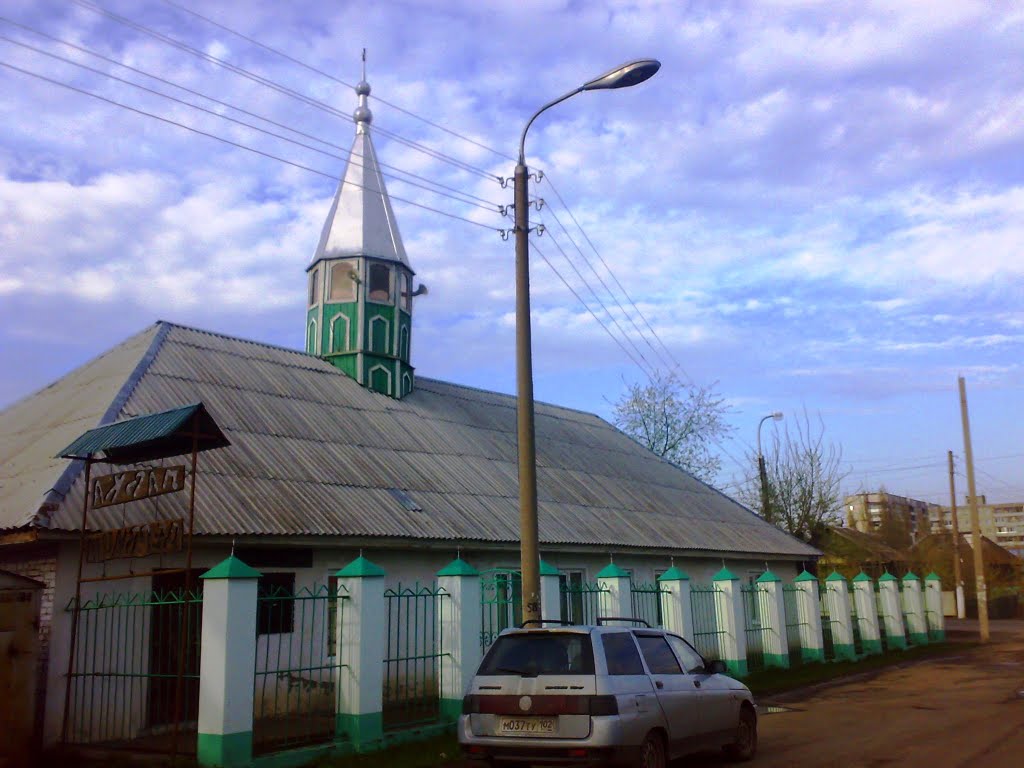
(794, 570), (825, 663)
(877, 573), (907, 650)
(924, 573), (945, 641)
(539, 559), (562, 624)
(712, 567), (747, 677)
(597, 562), (632, 625)
(852, 573), (882, 655)
(902, 572), (928, 645)
(756, 570), (789, 669)
(824, 571), (856, 661)
(437, 557), (482, 723)
(658, 566), (693, 641)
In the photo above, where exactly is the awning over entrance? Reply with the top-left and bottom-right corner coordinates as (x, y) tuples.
(55, 402), (229, 464)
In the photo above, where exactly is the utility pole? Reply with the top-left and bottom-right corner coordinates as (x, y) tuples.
(958, 376), (989, 642)
(947, 450), (965, 619)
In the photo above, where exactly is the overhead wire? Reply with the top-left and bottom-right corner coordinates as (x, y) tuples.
(0, 33), (503, 213)
(0, 59), (500, 233)
(70, 0), (500, 182)
(157, 0), (516, 164)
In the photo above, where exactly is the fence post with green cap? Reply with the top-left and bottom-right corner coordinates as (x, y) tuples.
(539, 559), (561, 623)
(335, 554), (387, 751)
(712, 566), (748, 676)
(924, 573), (945, 641)
(824, 571), (856, 660)
(794, 570), (825, 663)
(756, 570), (789, 669)
(852, 573), (882, 655)
(901, 572), (928, 645)
(437, 556), (482, 723)
(597, 562), (633, 625)
(878, 572), (906, 650)
(197, 555), (261, 768)
(658, 566), (693, 642)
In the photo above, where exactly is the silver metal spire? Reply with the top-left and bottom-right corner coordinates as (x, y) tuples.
(354, 48), (372, 134)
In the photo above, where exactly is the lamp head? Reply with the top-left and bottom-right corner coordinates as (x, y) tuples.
(581, 59), (661, 91)
(772, 412), (784, 421)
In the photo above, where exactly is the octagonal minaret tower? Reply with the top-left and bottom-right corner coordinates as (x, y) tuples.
(305, 56), (422, 398)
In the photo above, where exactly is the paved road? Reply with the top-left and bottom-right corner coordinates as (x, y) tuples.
(688, 619), (1024, 767)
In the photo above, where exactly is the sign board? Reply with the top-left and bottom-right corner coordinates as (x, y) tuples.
(90, 465), (186, 509)
(85, 518), (185, 563)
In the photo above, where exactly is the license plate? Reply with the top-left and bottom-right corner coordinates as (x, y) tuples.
(498, 716), (557, 736)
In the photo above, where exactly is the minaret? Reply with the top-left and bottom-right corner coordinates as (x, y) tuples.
(305, 53), (423, 399)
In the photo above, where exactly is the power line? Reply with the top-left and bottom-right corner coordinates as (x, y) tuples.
(0, 33), (502, 214)
(70, 0), (500, 182)
(0, 59), (500, 233)
(158, 0), (516, 164)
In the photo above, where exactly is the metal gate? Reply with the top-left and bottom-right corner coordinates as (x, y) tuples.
(480, 569), (521, 653)
(383, 583), (447, 731)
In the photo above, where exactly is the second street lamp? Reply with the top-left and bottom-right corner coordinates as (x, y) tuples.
(514, 59), (660, 625)
(757, 412), (784, 525)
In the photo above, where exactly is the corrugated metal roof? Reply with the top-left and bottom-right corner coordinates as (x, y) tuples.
(1, 322), (819, 558)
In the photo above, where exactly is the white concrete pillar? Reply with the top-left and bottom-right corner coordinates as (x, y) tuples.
(902, 573), (929, 645)
(851, 573), (882, 655)
(539, 559), (562, 624)
(793, 570), (825, 663)
(756, 570), (789, 669)
(197, 555), (260, 768)
(924, 573), (945, 641)
(597, 562), (632, 625)
(823, 572), (856, 661)
(877, 573), (907, 650)
(712, 567), (748, 677)
(658, 566), (693, 642)
(335, 555), (387, 751)
(437, 557), (483, 723)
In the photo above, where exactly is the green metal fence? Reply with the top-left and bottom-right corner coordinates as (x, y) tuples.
(252, 580), (347, 755)
(689, 584), (724, 660)
(63, 587), (202, 755)
(561, 579), (606, 626)
(740, 584), (771, 672)
(480, 569), (521, 653)
(630, 582), (665, 628)
(782, 585), (804, 666)
(383, 582), (448, 732)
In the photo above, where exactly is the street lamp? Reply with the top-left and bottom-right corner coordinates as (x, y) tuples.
(757, 412), (784, 523)
(514, 59), (661, 625)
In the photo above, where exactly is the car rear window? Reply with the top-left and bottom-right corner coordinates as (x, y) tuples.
(601, 632), (645, 675)
(479, 632), (595, 676)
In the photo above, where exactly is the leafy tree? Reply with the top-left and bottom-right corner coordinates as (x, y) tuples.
(738, 409), (847, 544)
(612, 371), (733, 484)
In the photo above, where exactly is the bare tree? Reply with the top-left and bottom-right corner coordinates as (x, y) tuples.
(612, 371), (733, 484)
(738, 409), (847, 544)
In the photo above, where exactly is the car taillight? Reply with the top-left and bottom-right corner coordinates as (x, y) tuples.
(588, 695), (618, 716)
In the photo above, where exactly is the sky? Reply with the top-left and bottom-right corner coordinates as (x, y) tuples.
(1, 0), (1022, 509)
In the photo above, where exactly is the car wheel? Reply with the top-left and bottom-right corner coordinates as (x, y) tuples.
(724, 704), (757, 762)
(636, 731), (666, 768)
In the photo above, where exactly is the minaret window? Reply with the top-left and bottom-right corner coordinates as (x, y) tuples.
(368, 263), (391, 303)
(400, 273), (412, 313)
(329, 261), (357, 302)
(308, 268), (320, 306)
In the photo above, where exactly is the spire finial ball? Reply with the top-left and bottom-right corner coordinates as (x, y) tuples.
(356, 80), (371, 96)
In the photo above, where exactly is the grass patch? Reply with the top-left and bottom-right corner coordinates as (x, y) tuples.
(744, 642), (974, 698)
(312, 733), (459, 768)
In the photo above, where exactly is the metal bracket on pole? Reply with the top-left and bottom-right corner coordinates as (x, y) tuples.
(498, 228), (514, 241)
(499, 204), (513, 217)
(531, 199), (545, 211)
(498, 176), (513, 189)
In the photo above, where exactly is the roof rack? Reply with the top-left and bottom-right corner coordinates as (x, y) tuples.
(595, 617), (651, 627)
(517, 619), (574, 628)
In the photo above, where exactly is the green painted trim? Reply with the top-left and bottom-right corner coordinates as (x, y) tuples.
(712, 566), (738, 581)
(902, 571), (920, 581)
(201, 556), (261, 580)
(764, 653), (790, 669)
(930, 630), (946, 642)
(658, 566), (690, 582)
(852, 572), (872, 583)
(878, 572), (898, 582)
(825, 570), (846, 582)
(336, 711), (384, 750)
(833, 643), (857, 661)
(439, 697), (462, 723)
(910, 632), (929, 645)
(724, 658), (748, 677)
(336, 555), (385, 578)
(596, 562), (630, 578)
(862, 638), (883, 655)
(755, 569), (780, 583)
(801, 647), (825, 663)
(539, 559), (559, 576)
(197, 730), (253, 767)
(437, 557), (479, 577)
(886, 633), (908, 649)
(794, 570), (817, 583)
(924, 572), (942, 582)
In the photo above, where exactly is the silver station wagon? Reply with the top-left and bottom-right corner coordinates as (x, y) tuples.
(459, 621), (757, 767)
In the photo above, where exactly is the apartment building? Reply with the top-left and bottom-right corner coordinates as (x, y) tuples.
(844, 492), (940, 544)
(929, 496), (1024, 557)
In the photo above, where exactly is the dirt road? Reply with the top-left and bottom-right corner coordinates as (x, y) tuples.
(698, 620), (1024, 768)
